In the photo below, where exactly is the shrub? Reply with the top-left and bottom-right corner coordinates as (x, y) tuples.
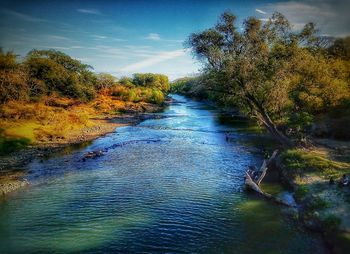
(295, 185), (309, 200)
(146, 89), (164, 104)
(322, 215), (341, 232)
(0, 129), (31, 155)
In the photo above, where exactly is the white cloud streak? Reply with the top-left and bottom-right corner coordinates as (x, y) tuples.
(145, 33), (161, 40)
(255, 9), (267, 14)
(77, 9), (102, 15)
(120, 49), (186, 72)
(1, 8), (47, 22)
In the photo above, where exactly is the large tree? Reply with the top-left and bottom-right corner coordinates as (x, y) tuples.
(186, 12), (326, 147)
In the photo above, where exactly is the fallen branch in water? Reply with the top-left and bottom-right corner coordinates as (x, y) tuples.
(245, 149), (296, 207)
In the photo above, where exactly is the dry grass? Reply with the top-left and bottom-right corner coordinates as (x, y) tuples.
(0, 93), (156, 147)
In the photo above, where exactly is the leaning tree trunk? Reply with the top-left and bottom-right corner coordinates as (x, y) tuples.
(258, 108), (293, 148)
(245, 93), (293, 148)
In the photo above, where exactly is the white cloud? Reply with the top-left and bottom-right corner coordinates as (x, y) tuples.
(262, 0), (349, 36)
(47, 35), (70, 40)
(259, 18), (269, 22)
(145, 33), (161, 40)
(255, 9), (267, 14)
(1, 9), (47, 22)
(77, 9), (101, 15)
(120, 49), (186, 72)
(92, 35), (108, 40)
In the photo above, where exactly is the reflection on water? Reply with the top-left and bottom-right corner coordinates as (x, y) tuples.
(0, 95), (326, 253)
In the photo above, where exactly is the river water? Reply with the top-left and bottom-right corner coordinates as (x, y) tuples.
(0, 95), (326, 253)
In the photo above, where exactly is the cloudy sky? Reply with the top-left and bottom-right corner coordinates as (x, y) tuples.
(0, 0), (349, 80)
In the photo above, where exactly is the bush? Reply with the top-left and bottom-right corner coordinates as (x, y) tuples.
(295, 185), (309, 200)
(322, 215), (341, 232)
(0, 129), (31, 155)
(306, 196), (329, 210)
(0, 70), (30, 103)
(146, 89), (164, 104)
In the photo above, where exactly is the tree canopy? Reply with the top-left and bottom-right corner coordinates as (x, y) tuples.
(185, 12), (350, 146)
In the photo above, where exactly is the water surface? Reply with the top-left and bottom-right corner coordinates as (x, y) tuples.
(0, 95), (326, 253)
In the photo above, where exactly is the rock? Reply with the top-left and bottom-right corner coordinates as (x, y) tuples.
(82, 150), (104, 160)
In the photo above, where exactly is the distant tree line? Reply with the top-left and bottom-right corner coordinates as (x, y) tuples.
(172, 12), (350, 146)
(0, 49), (169, 104)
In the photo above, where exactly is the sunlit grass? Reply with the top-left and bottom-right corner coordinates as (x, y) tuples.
(281, 148), (350, 179)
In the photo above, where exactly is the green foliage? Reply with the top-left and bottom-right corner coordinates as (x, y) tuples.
(281, 149), (349, 179)
(287, 112), (314, 132)
(0, 129), (31, 155)
(119, 76), (134, 87)
(295, 185), (309, 200)
(0, 47), (169, 107)
(24, 49), (97, 101)
(27, 49), (91, 72)
(306, 196), (329, 210)
(328, 36), (350, 60)
(185, 11), (350, 144)
(147, 89), (164, 104)
(95, 73), (117, 90)
(322, 215), (341, 232)
(132, 73), (170, 92)
(110, 85), (164, 104)
(171, 77), (199, 95)
(0, 49), (18, 70)
(0, 50), (30, 103)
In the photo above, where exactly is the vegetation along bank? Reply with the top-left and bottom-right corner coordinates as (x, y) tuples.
(172, 11), (350, 252)
(0, 49), (170, 194)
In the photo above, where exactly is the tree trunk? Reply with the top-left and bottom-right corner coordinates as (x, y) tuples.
(244, 93), (293, 148)
(258, 108), (293, 148)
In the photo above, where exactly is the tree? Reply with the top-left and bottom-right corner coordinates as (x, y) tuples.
(24, 49), (96, 100)
(133, 73), (170, 92)
(186, 12), (330, 147)
(95, 73), (117, 90)
(328, 36), (350, 60)
(0, 50), (29, 103)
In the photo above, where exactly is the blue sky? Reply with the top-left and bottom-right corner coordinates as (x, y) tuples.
(0, 0), (349, 80)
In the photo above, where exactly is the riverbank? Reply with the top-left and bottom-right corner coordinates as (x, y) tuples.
(0, 96), (166, 195)
(276, 145), (350, 253)
(177, 94), (350, 252)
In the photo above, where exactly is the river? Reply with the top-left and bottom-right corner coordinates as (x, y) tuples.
(0, 95), (326, 253)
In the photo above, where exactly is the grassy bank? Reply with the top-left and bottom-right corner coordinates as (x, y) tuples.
(279, 146), (350, 253)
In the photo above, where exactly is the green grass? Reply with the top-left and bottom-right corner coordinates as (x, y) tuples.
(281, 149), (350, 179)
